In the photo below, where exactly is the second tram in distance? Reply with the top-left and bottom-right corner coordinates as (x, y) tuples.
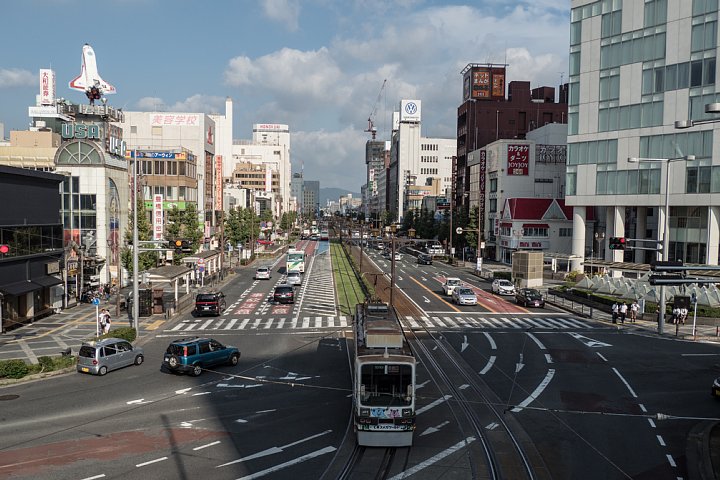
(354, 301), (416, 447)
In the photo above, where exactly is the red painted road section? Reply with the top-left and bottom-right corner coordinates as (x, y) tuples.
(0, 428), (227, 478)
(434, 276), (529, 313)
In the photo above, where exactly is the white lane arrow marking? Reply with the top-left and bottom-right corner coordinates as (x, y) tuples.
(567, 332), (613, 348)
(461, 335), (469, 352)
(175, 388), (192, 395)
(423, 296), (431, 303)
(486, 422), (499, 430)
(126, 398), (146, 405)
(415, 380), (430, 390)
(515, 353), (525, 373)
(479, 355), (496, 375)
(416, 395), (452, 414)
(217, 430), (332, 467)
(420, 420), (450, 436)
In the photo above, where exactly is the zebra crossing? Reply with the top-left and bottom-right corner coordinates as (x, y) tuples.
(163, 314), (596, 333)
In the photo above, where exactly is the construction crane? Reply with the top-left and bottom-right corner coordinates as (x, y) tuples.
(365, 79), (386, 140)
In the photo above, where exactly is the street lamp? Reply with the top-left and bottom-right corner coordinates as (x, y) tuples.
(627, 154), (695, 334)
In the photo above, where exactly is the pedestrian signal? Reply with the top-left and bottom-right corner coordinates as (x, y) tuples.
(0, 244), (9, 254)
(608, 237), (626, 250)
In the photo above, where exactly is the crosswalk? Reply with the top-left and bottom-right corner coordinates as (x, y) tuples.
(164, 314), (596, 332)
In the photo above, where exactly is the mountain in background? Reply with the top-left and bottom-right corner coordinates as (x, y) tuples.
(320, 187), (360, 206)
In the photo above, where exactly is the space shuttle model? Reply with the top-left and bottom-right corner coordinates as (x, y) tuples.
(69, 44), (116, 104)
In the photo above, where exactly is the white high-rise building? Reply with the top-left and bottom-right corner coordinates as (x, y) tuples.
(567, 0), (720, 271)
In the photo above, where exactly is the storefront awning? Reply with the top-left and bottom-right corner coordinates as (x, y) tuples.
(0, 280), (41, 296)
(32, 275), (63, 288)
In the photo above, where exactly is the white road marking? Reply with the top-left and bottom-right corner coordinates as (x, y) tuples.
(416, 395), (452, 414)
(80, 475), (106, 480)
(648, 418), (657, 428)
(511, 369), (555, 412)
(612, 367), (638, 398)
(544, 353), (553, 364)
(193, 441), (221, 451)
(192, 392), (211, 396)
(567, 332), (612, 348)
(126, 399), (146, 405)
(483, 332), (497, 350)
(235, 446), (337, 479)
(461, 335), (469, 352)
(639, 403), (647, 413)
(388, 437), (476, 480)
(515, 353), (525, 373)
(479, 356), (496, 375)
(666, 454), (677, 467)
(486, 422), (499, 430)
(657, 435), (666, 446)
(175, 388), (192, 394)
(420, 420), (450, 436)
(526, 332), (546, 350)
(596, 352), (608, 362)
(218, 431), (333, 467)
(136, 457), (168, 467)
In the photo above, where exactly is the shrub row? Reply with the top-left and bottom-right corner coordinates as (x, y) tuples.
(0, 354), (77, 380)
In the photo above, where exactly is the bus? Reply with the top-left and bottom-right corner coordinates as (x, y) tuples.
(354, 301), (416, 447)
(286, 249), (306, 273)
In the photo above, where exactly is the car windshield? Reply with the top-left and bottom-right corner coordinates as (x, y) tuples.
(525, 289), (541, 296)
(457, 288), (474, 295)
(276, 286), (292, 293)
(497, 280), (512, 286)
(257, 267), (268, 272)
(196, 294), (216, 302)
(447, 279), (461, 285)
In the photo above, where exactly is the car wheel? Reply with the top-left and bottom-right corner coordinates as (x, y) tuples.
(134, 354), (144, 366)
(167, 354), (180, 370)
(191, 364), (203, 377)
(98, 366), (108, 376)
(228, 353), (240, 366)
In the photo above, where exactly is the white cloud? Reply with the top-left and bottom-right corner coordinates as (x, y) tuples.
(261, 0), (300, 31)
(135, 94), (225, 114)
(292, 127), (368, 189)
(0, 68), (35, 88)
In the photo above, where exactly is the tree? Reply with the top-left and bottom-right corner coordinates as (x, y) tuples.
(121, 198), (158, 276)
(165, 203), (203, 265)
(466, 206), (479, 253)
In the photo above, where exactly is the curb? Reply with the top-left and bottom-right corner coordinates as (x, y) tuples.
(0, 365), (76, 388)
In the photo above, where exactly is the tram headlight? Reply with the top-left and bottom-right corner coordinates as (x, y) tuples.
(402, 408), (412, 417)
(360, 408), (370, 416)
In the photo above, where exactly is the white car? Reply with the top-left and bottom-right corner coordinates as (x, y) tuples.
(254, 267), (271, 280)
(286, 270), (302, 286)
(492, 279), (516, 295)
(442, 277), (463, 296)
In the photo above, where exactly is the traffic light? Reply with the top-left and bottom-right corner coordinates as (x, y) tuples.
(169, 239), (190, 253)
(0, 244), (8, 255)
(608, 237), (626, 250)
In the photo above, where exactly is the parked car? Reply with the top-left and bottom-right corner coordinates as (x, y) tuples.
(77, 338), (144, 376)
(162, 337), (240, 377)
(515, 288), (545, 308)
(273, 284), (295, 304)
(442, 277), (463, 296)
(417, 253), (433, 265)
(491, 279), (516, 296)
(452, 287), (478, 306)
(255, 266), (271, 280)
(286, 270), (302, 286)
(393, 252), (403, 261)
(194, 291), (226, 316)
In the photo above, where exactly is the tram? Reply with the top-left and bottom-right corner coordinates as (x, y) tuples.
(286, 249), (306, 273)
(354, 301), (416, 447)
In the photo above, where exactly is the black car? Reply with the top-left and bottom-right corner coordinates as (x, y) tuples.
(515, 288), (545, 308)
(417, 253), (433, 265)
(162, 337), (240, 376)
(194, 292), (226, 316)
(273, 284), (295, 304)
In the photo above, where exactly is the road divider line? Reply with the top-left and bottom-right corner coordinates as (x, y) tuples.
(193, 441), (221, 451)
(612, 367), (638, 398)
(136, 457), (168, 467)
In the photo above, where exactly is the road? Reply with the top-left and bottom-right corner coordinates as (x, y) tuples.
(0, 241), (718, 479)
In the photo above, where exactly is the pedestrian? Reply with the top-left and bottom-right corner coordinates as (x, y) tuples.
(672, 306), (680, 324)
(611, 302), (619, 324)
(619, 302), (628, 324)
(630, 301), (638, 322)
(102, 309), (112, 334)
(680, 306), (688, 325)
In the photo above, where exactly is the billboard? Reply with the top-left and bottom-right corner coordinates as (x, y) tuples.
(463, 65), (506, 101)
(39, 69), (56, 105)
(151, 114), (200, 126)
(215, 155), (223, 210)
(478, 150), (487, 237)
(507, 144), (530, 176)
(400, 100), (421, 122)
(153, 194), (164, 241)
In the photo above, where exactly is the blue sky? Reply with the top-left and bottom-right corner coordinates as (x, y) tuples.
(0, 0), (569, 192)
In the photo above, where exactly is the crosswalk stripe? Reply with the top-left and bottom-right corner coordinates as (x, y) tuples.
(239, 319), (250, 330)
(521, 317), (545, 328)
(563, 317), (590, 328)
(405, 316), (422, 328)
(213, 319), (225, 330)
(277, 318), (285, 329)
(264, 318), (274, 329)
(200, 319), (214, 330)
(433, 316), (447, 328)
(302, 318), (310, 329)
(442, 316), (459, 328)
(498, 317), (520, 328)
(224, 319), (238, 330)
(170, 322), (184, 331)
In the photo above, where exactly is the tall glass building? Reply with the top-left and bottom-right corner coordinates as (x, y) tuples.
(567, 0), (720, 271)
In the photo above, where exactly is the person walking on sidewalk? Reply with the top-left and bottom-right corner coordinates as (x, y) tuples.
(612, 302), (619, 324)
(630, 300), (638, 322)
(619, 302), (628, 324)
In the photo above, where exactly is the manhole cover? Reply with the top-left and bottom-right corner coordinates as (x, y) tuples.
(0, 395), (20, 401)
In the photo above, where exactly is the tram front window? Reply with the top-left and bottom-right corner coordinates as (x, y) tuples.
(360, 364), (413, 406)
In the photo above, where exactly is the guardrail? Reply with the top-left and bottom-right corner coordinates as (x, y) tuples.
(544, 291), (595, 318)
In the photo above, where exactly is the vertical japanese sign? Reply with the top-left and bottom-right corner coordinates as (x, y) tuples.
(472, 68), (491, 99)
(153, 194), (164, 241)
(265, 164), (272, 192)
(39, 69), (56, 105)
(507, 144), (530, 176)
(215, 155), (223, 211)
(478, 150), (487, 238)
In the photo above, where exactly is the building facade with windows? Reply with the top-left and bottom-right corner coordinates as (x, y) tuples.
(567, 0), (720, 271)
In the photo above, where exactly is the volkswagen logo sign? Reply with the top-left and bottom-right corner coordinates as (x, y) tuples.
(404, 102), (417, 115)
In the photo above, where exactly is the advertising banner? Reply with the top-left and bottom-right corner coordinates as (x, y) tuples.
(215, 155), (223, 211)
(39, 69), (56, 105)
(507, 144), (530, 176)
(472, 68), (491, 99)
(151, 114), (200, 126)
(153, 194), (164, 241)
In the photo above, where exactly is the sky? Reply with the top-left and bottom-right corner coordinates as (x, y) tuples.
(0, 0), (570, 192)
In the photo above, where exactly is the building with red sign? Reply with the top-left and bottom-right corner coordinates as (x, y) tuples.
(455, 63), (569, 247)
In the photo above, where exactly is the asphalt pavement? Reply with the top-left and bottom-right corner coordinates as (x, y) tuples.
(1, 256), (719, 479)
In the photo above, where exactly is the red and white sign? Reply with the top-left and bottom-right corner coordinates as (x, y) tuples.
(507, 144), (530, 176)
(151, 114), (200, 126)
(39, 69), (56, 106)
(265, 165), (272, 192)
(215, 155), (223, 211)
(153, 194), (164, 241)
